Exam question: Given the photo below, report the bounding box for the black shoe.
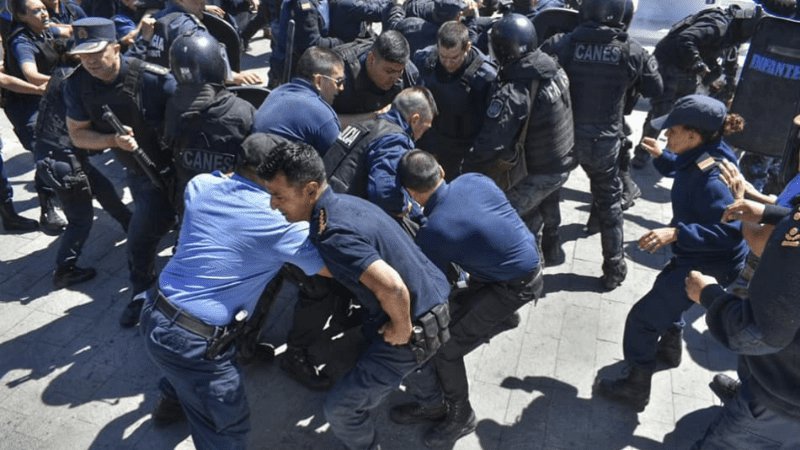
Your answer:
[541,236,566,267]
[53,265,97,289]
[0,201,39,232]
[38,193,67,234]
[594,364,652,412]
[390,401,447,425]
[631,147,651,169]
[600,259,627,291]
[620,170,642,211]
[119,297,145,328]
[280,346,332,391]
[423,400,477,448]
[709,373,740,404]
[656,326,683,368]
[152,395,185,426]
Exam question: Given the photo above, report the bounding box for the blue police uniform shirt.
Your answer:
[64,56,176,126]
[309,188,449,329]
[416,173,539,282]
[652,138,747,266]
[11,28,45,65]
[253,77,341,155]
[367,108,415,215]
[127,2,202,65]
[112,8,137,40]
[160,172,325,326]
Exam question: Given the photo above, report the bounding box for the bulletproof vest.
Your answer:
[324,117,406,197]
[164,84,254,185]
[559,26,632,128]
[147,11,204,67]
[523,66,575,174]
[35,66,76,157]
[3,27,60,100]
[79,57,170,172]
[418,48,495,144]
[655,8,732,70]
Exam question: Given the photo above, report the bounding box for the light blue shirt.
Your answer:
[159,171,324,326]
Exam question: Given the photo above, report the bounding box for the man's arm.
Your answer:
[0,71,46,95]
[67,117,136,152]
[359,259,412,345]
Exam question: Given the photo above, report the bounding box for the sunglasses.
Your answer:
[319,74,345,88]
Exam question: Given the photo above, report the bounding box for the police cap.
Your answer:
[70,17,117,55]
[650,95,726,132]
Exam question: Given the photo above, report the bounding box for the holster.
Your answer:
[36,155,91,196]
[205,310,249,360]
[409,303,451,364]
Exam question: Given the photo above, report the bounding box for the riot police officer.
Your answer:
[541,0,662,289]
[164,31,255,212]
[631,4,763,168]
[64,17,176,327]
[464,14,576,267]
[413,20,495,180]
[331,30,419,124]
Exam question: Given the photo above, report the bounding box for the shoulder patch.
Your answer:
[695,153,718,172]
[337,125,364,148]
[486,98,504,119]
[141,62,170,76]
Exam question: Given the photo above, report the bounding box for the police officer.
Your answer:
[127,0,263,84]
[331,30,419,125]
[631,4,763,168]
[685,199,800,449]
[325,86,436,217]
[329,0,399,43]
[36,66,132,288]
[64,17,176,327]
[4,0,69,232]
[392,150,543,447]
[413,20,495,180]
[142,134,327,449]
[261,141,451,450]
[255,46,343,155]
[595,95,747,411]
[464,14,576,267]
[0,70,45,233]
[541,0,662,289]
[164,31,255,212]
[269,0,342,85]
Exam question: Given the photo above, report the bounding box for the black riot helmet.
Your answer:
[169,31,232,85]
[728,4,765,43]
[580,0,627,26]
[489,13,537,66]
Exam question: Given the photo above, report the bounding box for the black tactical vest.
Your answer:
[3,27,60,102]
[324,118,405,198]
[523,66,576,174]
[558,26,632,128]
[78,58,170,172]
[35,66,75,157]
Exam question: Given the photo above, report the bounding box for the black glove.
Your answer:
[691,60,711,76]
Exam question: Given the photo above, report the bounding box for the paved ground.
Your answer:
[0,13,742,450]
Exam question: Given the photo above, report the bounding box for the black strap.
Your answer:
[154,293,223,340]
[459,53,486,93]
[123,58,145,111]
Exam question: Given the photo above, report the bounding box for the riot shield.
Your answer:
[532,7,579,44]
[727,16,800,157]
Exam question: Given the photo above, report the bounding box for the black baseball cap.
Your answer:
[650,94,727,132]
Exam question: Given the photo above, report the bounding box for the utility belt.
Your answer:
[408,303,451,365]
[154,292,249,360]
[495,266,541,291]
[36,154,91,195]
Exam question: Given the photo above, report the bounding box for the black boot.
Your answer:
[620,170,642,211]
[0,200,38,232]
[390,401,448,424]
[120,293,146,328]
[38,192,67,234]
[656,326,683,368]
[541,232,566,267]
[280,346,332,391]
[594,364,652,412]
[600,258,627,291]
[423,400,477,448]
[53,264,97,289]
[152,394,186,426]
[709,373,740,404]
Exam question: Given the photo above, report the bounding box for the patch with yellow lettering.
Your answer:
[782,226,800,247]
[318,208,327,235]
[696,153,718,172]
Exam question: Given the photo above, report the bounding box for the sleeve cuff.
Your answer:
[761,204,791,225]
[699,284,728,309]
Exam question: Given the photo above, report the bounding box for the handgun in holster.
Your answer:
[205,309,249,360]
[409,303,451,364]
